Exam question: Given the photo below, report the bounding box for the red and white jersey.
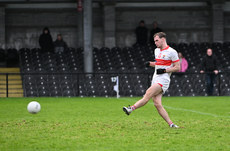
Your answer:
[153,45,179,81]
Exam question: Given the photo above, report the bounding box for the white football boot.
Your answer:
[170,124,179,128]
[123,106,132,115]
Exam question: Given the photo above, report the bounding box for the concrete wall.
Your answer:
[5,8,77,49]
[0,7,5,49]
[224,12,230,41]
[4,7,103,49]
[1,2,230,49]
[116,7,211,47]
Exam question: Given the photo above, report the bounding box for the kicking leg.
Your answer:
[123,83,162,115]
[134,83,162,109]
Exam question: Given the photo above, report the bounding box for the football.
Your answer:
[27,101,41,114]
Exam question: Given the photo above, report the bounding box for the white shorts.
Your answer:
[151,76,170,94]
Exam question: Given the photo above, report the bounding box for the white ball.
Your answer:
[27,101,41,114]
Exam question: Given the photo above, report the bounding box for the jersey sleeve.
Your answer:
[154,48,157,59]
[171,50,179,63]
[154,48,157,56]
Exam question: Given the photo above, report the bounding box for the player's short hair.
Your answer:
[154,32,166,39]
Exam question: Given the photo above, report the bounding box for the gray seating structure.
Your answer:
[19,43,230,97]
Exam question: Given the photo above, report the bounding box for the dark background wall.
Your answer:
[115,7,211,47]
[0,0,230,49]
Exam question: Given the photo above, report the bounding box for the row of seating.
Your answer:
[19,42,230,74]
[4,42,229,97]
[22,73,230,97]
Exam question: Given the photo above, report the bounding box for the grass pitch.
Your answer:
[0,97,229,151]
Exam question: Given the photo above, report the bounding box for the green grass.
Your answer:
[0,97,230,151]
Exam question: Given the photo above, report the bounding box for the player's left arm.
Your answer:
[165,50,180,73]
[165,61,180,73]
[156,50,180,74]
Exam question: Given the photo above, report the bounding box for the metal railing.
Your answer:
[0,72,229,97]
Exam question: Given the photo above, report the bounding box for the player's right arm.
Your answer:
[149,62,156,67]
[145,48,156,68]
[144,61,156,67]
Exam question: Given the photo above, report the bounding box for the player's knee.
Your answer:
[154,102,162,108]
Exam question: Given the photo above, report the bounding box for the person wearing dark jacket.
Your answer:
[200,48,219,96]
[39,27,54,53]
[135,20,148,46]
[54,34,68,53]
[149,22,163,44]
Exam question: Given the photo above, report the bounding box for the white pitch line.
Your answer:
[164,105,230,118]
[119,98,230,118]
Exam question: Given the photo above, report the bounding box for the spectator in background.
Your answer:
[54,34,68,53]
[200,48,218,96]
[135,20,148,46]
[39,27,54,53]
[178,52,188,72]
[149,21,162,44]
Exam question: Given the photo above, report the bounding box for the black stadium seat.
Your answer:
[19,43,230,97]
